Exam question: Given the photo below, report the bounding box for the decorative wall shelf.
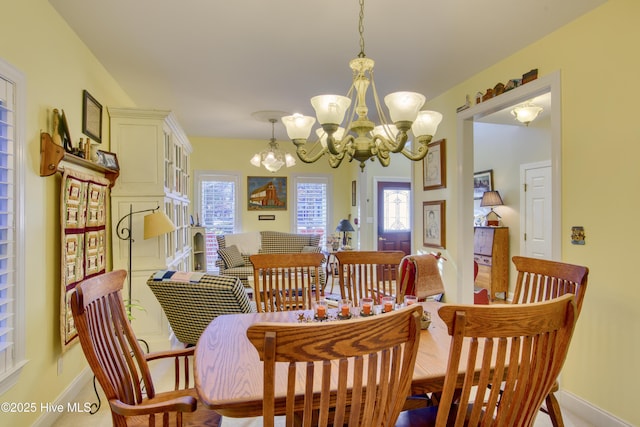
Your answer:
[39,132,119,187]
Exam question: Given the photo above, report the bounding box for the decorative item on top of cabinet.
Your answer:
[191,227,208,271]
[473,226,509,301]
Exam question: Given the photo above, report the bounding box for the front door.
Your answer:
[377,181,411,255]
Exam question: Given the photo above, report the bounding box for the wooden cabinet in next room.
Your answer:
[473,226,509,301]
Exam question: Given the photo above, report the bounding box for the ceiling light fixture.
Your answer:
[250,115,296,173]
[281,0,442,171]
[511,102,543,126]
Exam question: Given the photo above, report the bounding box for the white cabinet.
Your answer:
[109,108,192,346]
[191,227,208,272]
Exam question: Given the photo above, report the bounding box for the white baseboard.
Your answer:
[558,390,633,427]
[32,367,94,427]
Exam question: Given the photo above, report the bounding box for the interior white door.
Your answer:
[521,161,552,258]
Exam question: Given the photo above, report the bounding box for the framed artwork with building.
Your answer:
[247,176,287,211]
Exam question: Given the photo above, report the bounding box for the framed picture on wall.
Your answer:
[247,176,287,211]
[423,200,446,249]
[82,90,103,143]
[95,150,119,170]
[423,138,446,190]
[473,169,493,199]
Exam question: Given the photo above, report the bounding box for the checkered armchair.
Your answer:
[215,231,325,287]
[147,271,254,346]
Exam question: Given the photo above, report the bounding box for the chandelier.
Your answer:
[250,116,296,173]
[281,0,442,171]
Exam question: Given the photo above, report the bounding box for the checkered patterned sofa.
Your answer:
[216,231,325,287]
[147,271,254,346]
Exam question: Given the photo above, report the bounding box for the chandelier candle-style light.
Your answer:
[282,0,442,171]
[250,116,296,173]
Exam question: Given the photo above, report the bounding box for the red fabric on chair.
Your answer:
[397,254,444,302]
[473,287,490,304]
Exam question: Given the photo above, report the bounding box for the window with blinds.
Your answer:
[0,58,25,393]
[294,175,331,246]
[195,172,240,271]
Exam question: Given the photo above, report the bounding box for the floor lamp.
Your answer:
[116,204,176,318]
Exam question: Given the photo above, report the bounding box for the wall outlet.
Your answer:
[571,226,585,245]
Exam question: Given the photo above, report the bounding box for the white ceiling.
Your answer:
[49,0,605,141]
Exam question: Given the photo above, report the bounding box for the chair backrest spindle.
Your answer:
[247,304,423,427]
[250,253,325,312]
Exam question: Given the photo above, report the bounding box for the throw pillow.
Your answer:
[218,245,245,268]
[301,245,321,253]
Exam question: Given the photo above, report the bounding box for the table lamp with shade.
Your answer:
[335,219,355,250]
[116,205,176,318]
[480,191,504,226]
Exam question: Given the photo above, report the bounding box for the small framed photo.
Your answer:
[258,215,276,221]
[423,138,446,190]
[95,150,119,171]
[82,90,102,143]
[473,169,493,199]
[423,200,446,249]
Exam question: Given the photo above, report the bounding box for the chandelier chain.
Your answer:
[358,0,365,58]
[270,118,276,142]
[280,0,442,171]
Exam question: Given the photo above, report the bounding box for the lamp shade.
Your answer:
[411,110,443,138]
[480,191,504,207]
[143,210,176,239]
[384,91,425,123]
[311,95,351,125]
[281,113,316,140]
[335,219,355,233]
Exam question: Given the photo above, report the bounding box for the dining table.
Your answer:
[194,301,453,418]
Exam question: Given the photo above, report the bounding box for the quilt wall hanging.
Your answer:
[60,168,109,351]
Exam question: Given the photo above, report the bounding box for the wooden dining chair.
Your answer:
[247,304,423,427]
[70,270,221,427]
[336,250,405,307]
[395,294,577,427]
[510,256,589,427]
[249,252,325,312]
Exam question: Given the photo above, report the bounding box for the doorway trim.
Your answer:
[456,71,562,303]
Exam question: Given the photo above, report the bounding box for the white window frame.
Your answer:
[193,170,242,233]
[0,57,26,395]
[291,174,332,242]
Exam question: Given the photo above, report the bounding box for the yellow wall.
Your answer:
[414,0,638,423]
[189,136,355,235]
[0,1,135,425]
